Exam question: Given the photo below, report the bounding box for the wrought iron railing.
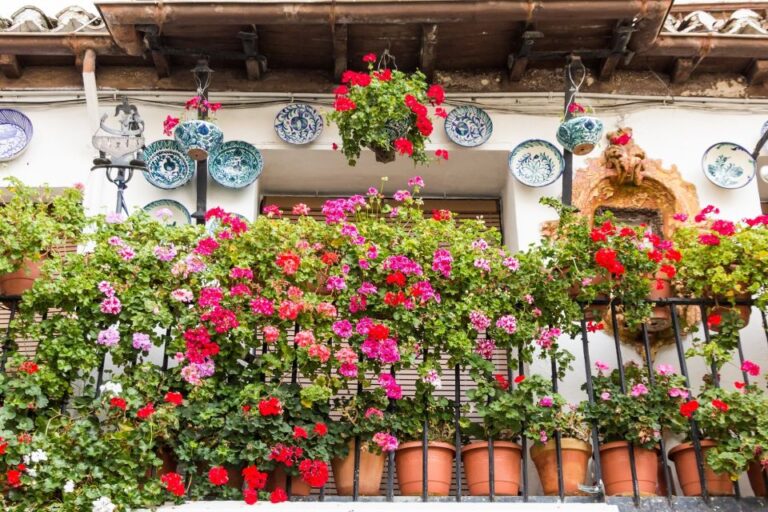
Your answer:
[2,295,768,506]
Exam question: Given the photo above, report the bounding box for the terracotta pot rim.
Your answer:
[668,439,717,458]
[397,441,456,452]
[599,440,658,452]
[460,440,521,454]
[531,438,592,457]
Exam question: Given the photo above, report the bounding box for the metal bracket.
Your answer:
[507,30,543,70]
[578,479,605,497]
[238,31,268,73]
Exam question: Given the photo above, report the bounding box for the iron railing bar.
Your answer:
[422,348,429,503]
[579,315,604,499]
[454,364,462,502]
[641,323,673,499]
[551,355,565,501]
[386,366,396,502]
[670,305,710,503]
[699,305,719,387]
[161,327,171,372]
[286,323,299,501]
[518,353,528,501]
[610,302,640,505]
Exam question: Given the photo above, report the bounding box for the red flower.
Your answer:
[384,291,407,306]
[706,314,722,329]
[514,375,526,384]
[362,53,377,63]
[293,426,308,440]
[494,374,509,390]
[276,251,301,275]
[270,444,302,467]
[137,402,156,420]
[209,466,229,486]
[568,102,585,114]
[209,102,222,113]
[270,488,288,503]
[161,472,185,497]
[695,205,720,223]
[435,107,448,118]
[680,400,699,418]
[416,115,433,136]
[259,397,283,416]
[298,459,329,488]
[185,96,200,110]
[333,96,357,112]
[665,249,682,262]
[711,219,736,237]
[610,133,632,145]
[647,250,663,263]
[619,227,636,238]
[6,469,22,488]
[374,69,392,81]
[741,360,761,376]
[369,324,390,341]
[341,71,371,87]
[586,321,605,333]
[242,466,268,490]
[333,85,348,96]
[164,391,183,406]
[734,381,746,389]
[242,404,251,414]
[427,84,445,105]
[313,423,328,436]
[698,233,720,246]
[386,272,407,287]
[321,252,340,266]
[711,399,729,412]
[332,142,338,151]
[394,138,413,157]
[163,115,180,136]
[109,397,127,411]
[660,264,676,279]
[244,488,258,505]
[18,361,38,374]
[0,438,7,455]
[434,149,449,160]
[432,209,452,221]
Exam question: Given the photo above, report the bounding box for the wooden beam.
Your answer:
[600,21,635,81]
[507,30,541,82]
[333,24,348,82]
[671,57,697,83]
[238,31,262,81]
[748,60,768,86]
[0,54,22,79]
[419,24,438,81]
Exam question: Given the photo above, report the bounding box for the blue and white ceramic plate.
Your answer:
[509,139,564,188]
[0,109,33,162]
[143,199,191,225]
[143,140,195,189]
[444,106,492,147]
[275,104,323,144]
[702,142,755,189]
[209,141,263,189]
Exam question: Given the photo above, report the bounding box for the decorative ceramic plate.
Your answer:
[0,109,33,162]
[143,199,191,225]
[444,106,493,147]
[209,141,263,189]
[143,140,196,189]
[702,142,755,189]
[274,104,323,144]
[508,139,564,188]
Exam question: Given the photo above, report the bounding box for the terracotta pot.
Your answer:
[332,440,385,496]
[461,441,521,496]
[147,445,178,479]
[647,274,672,332]
[267,466,312,496]
[0,259,43,296]
[531,438,591,496]
[709,295,752,331]
[396,441,455,496]
[599,441,658,496]
[657,455,673,496]
[748,461,767,497]
[668,440,734,496]
[225,463,245,491]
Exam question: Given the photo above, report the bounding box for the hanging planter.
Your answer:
[327,51,450,166]
[556,103,604,156]
[164,96,224,161]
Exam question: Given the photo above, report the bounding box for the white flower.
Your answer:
[92,496,116,512]
[63,480,75,493]
[26,468,37,477]
[99,382,122,396]
[23,455,30,465]
[30,449,48,463]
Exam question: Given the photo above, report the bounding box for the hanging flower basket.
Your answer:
[556,102,604,156]
[327,52,449,166]
[164,96,223,161]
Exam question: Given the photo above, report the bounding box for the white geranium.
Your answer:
[29,449,48,463]
[99,382,122,396]
[26,468,37,477]
[92,496,116,512]
[63,480,75,493]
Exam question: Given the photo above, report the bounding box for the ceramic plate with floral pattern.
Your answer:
[208,141,263,189]
[702,142,755,189]
[142,199,191,225]
[0,109,33,162]
[444,105,493,147]
[274,104,323,144]
[143,139,195,189]
[508,139,564,187]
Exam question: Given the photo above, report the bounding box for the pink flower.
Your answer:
[263,326,280,343]
[358,282,378,295]
[372,432,399,452]
[656,364,675,376]
[195,237,220,256]
[262,204,282,218]
[326,275,346,291]
[502,257,519,271]
[408,176,425,188]
[474,338,496,359]
[106,212,125,224]
[496,315,517,335]
[393,189,411,202]
[631,383,649,397]
[295,330,316,348]
[600,392,611,401]
[100,295,122,315]
[292,203,310,216]
[332,320,353,339]
[365,407,384,420]
[378,374,402,399]
[171,289,193,302]
[669,388,689,399]
[153,244,177,262]
[673,213,688,222]
[432,248,453,278]
[97,326,120,347]
[742,360,761,376]
[538,396,554,407]
[118,247,136,261]
[132,332,152,351]
[470,311,491,331]
[595,360,610,373]
[308,343,331,363]
[98,281,115,297]
[474,258,491,272]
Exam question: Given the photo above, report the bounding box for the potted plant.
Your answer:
[526,385,592,496]
[329,391,393,496]
[0,178,84,296]
[669,383,768,497]
[327,52,449,166]
[556,102,604,156]
[392,385,457,496]
[581,361,688,496]
[542,198,680,331]
[165,95,224,161]
[673,207,768,330]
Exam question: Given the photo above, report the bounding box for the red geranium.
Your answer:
[394,138,413,157]
[242,465,268,490]
[298,459,329,488]
[137,402,156,420]
[386,272,407,287]
[270,488,288,503]
[368,324,390,340]
[161,472,185,497]
[494,374,509,390]
[333,85,348,96]
[610,132,632,145]
[434,149,449,160]
[0,438,7,455]
[432,209,451,221]
[163,115,180,136]
[164,391,184,406]
[109,397,127,411]
[362,53,377,63]
[18,361,38,374]
[209,466,229,486]
[313,423,328,436]
[333,96,357,112]
[514,375,526,384]
[706,314,722,329]
[698,233,721,246]
[680,400,699,418]
[426,84,445,105]
[243,488,258,505]
[374,69,392,82]
[293,426,308,440]
[276,251,301,275]
[711,399,729,412]
[6,469,22,488]
[586,321,604,333]
[259,397,283,416]
[568,102,586,114]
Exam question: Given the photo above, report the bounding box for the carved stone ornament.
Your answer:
[568,128,701,357]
